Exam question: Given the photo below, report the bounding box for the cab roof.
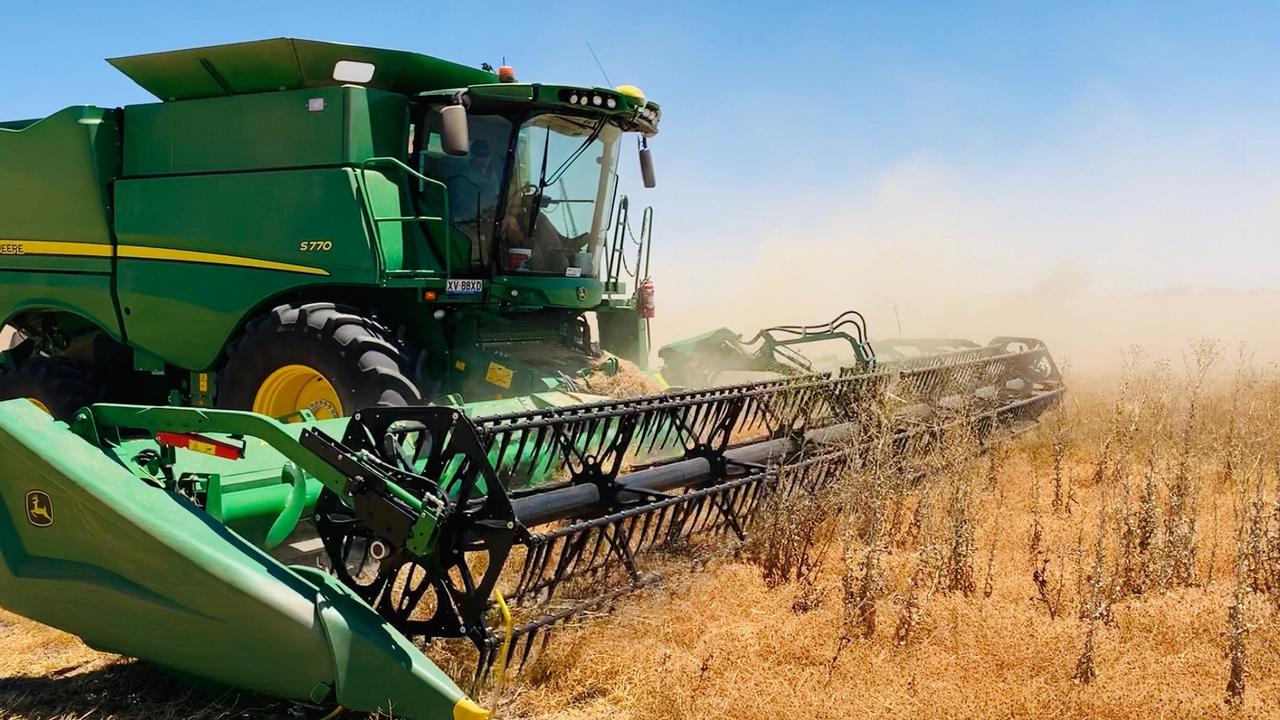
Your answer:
[109,38,497,102]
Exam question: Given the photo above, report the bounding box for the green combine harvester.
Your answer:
[0,39,1065,719]
[0,38,661,420]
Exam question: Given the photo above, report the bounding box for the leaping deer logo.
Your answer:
[25,491,53,527]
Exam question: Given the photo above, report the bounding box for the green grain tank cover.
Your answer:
[109,38,496,102]
[121,86,408,175]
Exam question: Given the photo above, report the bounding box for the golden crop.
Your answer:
[5,344,1280,719]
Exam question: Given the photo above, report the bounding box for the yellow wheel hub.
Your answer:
[253,365,343,420]
[26,397,50,415]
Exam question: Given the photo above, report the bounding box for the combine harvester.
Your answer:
[0,39,1064,719]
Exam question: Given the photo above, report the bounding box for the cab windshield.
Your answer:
[417,109,622,278]
[498,113,621,277]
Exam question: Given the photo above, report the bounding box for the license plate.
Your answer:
[446,279,483,295]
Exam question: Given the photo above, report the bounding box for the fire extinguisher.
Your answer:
[638,278,656,319]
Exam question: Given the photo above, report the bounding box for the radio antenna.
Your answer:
[587,42,613,87]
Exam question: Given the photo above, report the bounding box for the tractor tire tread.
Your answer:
[0,356,95,420]
[218,302,420,415]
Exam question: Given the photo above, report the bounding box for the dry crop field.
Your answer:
[6,344,1280,719]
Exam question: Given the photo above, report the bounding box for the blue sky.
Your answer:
[7,2,1279,170]
[6,2,1280,348]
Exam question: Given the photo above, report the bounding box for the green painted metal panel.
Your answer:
[123,89,345,176]
[0,106,118,247]
[301,566,471,720]
[490,275,603,309]
[109,38,496,102]
[123,87,407,176]
[597,305,648,367]
[0,401,336,697]
[114,168,379,370]
[343,88,410,166]
[0,105,120,290]
[362,169,409,272]
[0,105,120,336]
[0,273,122,340]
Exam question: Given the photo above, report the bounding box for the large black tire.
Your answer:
[217,303,421,418]
[0,355,95,420]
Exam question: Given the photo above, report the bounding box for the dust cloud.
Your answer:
[652,284,1280,375]
[649,126,1280,374]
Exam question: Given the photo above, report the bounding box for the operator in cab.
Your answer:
[498,189,592,274]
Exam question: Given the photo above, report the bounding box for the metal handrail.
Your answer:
[604,195,655,298]
[638,205,653,280]
[606,195,631,287]
[357,156,453,276]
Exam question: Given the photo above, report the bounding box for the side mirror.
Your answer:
[639,146,656,188]
[440,105,470,157]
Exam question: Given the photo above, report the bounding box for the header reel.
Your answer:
[302,407,518,654]
[298,336,1061,675]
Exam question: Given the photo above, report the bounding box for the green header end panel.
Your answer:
[115,86,425,370]
[0,400,470,718]
[0,106,123,337]
[0,401,335,697]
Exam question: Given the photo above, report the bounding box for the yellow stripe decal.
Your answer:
[2,239,329,276]
[0,240,112,258]
[117,245,330,276]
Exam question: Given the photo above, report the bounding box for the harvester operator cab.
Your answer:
[413,85,657,284]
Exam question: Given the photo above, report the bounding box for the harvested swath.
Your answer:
[577,357,663,399]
